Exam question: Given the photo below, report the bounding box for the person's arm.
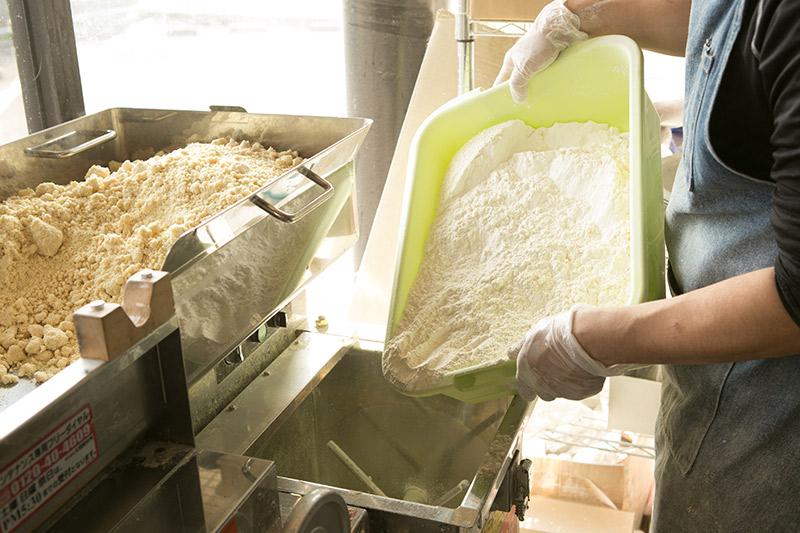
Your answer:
[511,267,800,402]
[565,0,691,56]
[573,1,800,367]
[509,0,800,402]
[575,267,800,366]
[495,0,691,102]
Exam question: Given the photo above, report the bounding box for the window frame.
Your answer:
[7,0,84,133]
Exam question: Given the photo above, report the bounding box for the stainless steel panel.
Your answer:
[0,316,191,532]
[197,335,532,531]
[44,446,280,533]
[195,332,356,455]
[171,159,358,384]
[0,108,371,390]
[195,450,280,533]
[187,310,303,436]
[42,441,198,532]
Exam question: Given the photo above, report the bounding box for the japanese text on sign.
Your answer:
[0,406,98,533]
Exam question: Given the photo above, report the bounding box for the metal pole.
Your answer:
[7,0,85,133]
[455,0,473,95]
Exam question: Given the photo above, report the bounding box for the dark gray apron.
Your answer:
[654,0,800,530]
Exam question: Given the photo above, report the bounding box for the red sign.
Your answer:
[0,405,98,533]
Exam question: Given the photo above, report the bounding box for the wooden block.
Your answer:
[74,270,175,362]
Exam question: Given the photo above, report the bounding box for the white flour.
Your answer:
[383,120,631,393]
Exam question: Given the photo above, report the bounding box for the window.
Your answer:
[0,0,347,144]
[71,0,346,116]
[0,4,27,144]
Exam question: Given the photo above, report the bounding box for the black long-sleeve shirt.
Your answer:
[709,0,800,325]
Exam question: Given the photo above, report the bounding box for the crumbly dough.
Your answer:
[0,139,302,385]
[383,120,632,393]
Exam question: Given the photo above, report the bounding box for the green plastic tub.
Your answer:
[384,35,665,403]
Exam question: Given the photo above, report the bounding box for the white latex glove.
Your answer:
[493,0,588,103]
[508,304,632,401]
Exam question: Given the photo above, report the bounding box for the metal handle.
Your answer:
[24,129,117,159]
[250,166,333,223]
[130,111,178,123]
[209,105,247,113]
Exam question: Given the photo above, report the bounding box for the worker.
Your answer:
[496,0,800,530]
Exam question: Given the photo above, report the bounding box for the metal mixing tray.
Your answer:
[0,107,371,390]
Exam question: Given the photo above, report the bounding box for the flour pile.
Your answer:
[383,120,631,393]
[0,139,302,385]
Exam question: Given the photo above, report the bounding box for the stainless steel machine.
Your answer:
[0,108,533,532]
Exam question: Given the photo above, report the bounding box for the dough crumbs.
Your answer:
[0,139,302,385]
[383,121,632,393]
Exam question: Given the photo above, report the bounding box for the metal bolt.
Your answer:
[315,315,329,333]
[227,404,236,412]
[140,269,153,279]
[262,371,270,377]
[89,300,105,311]
[251,324,268,343]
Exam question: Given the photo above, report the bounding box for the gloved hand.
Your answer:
[508,304,633,401]
[493,0,588,103]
